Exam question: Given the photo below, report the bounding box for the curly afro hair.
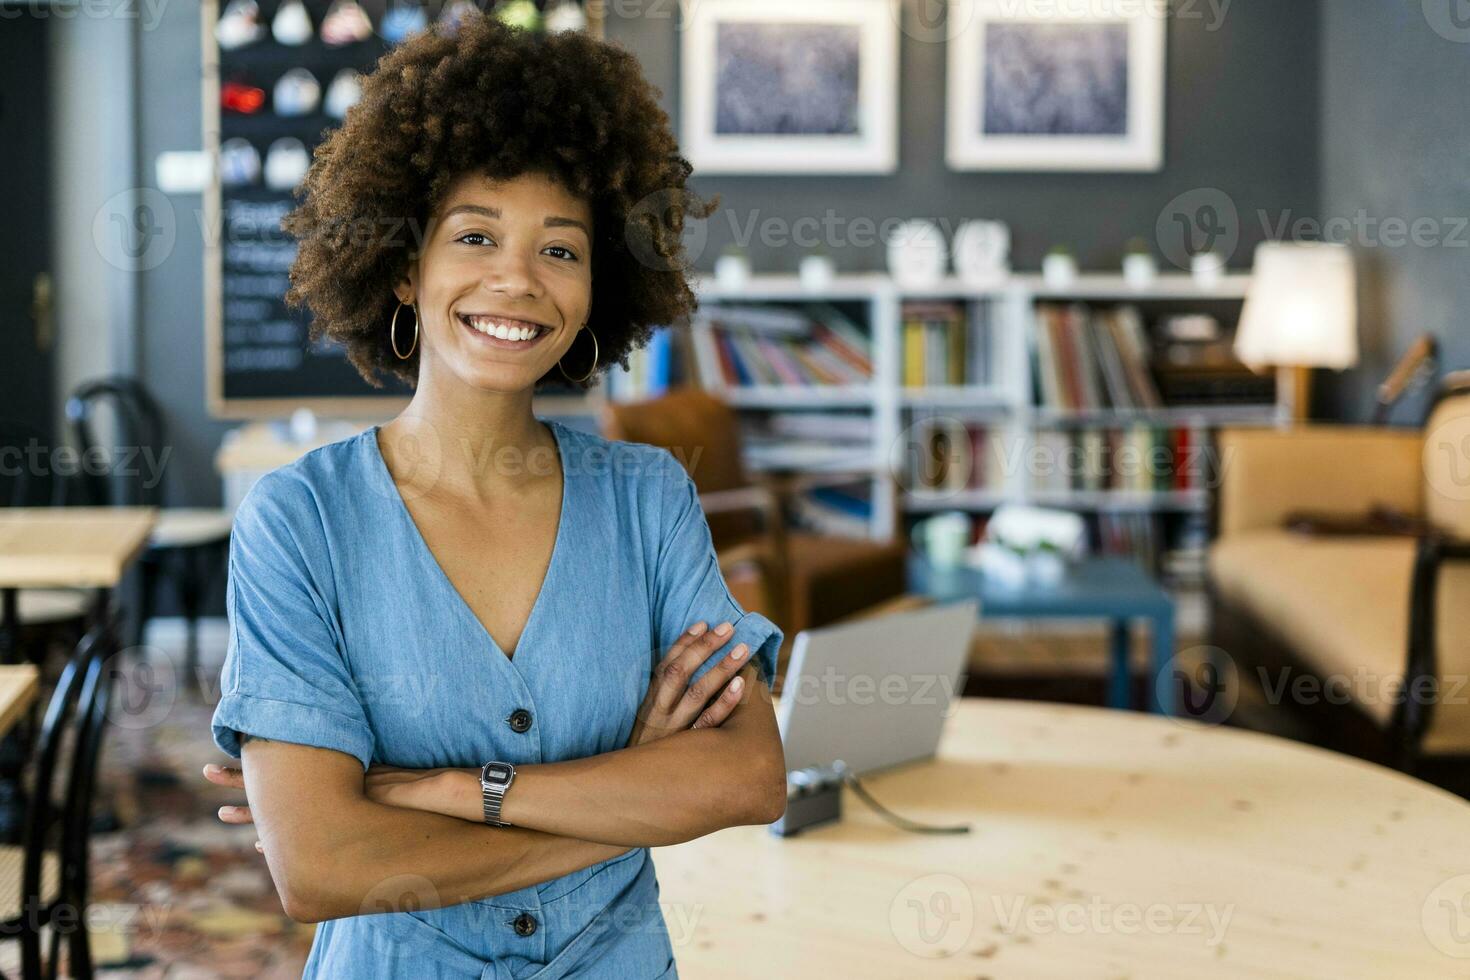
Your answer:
[279,14,718,390]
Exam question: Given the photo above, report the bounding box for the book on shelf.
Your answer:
[605,326,677,401]
[690,303,872,390]
[1030,424,1208,494]
[741,412,874,474]
[901,300,995,388]
[791,482,874,540]
[1033,303,1161,411]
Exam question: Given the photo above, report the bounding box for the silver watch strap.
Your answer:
[481,762,513,827]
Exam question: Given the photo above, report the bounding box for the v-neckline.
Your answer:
[367,417,572,668]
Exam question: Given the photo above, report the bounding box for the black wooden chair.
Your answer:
[65,378,233,683]
[0,622,115,979]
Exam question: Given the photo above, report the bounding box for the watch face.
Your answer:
[483,762,513,785]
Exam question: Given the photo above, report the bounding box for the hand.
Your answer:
[626,620,751,749]
[202,762,265,854]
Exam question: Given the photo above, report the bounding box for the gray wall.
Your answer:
[1318,0,1470,421]
[134,1,1323,508]
[611,1,1320,273]
[50,10,140,443]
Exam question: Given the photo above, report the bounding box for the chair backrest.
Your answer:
[599,387,762,546]
[18,624,112,922]
[65,376,168,508]
[61,631,113,916]
[1422,371,1470,541]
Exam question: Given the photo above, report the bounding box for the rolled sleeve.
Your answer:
[211,472,376,771]
[650,454,784,690]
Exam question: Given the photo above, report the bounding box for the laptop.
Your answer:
[776,599,978,777]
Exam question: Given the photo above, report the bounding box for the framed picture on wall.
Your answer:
[679,0,899,175]
[946,0,1166,172]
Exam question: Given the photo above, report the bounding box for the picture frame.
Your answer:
[946,0,1166,172]
[679,0,899,175]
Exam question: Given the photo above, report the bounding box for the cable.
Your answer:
[833,761,971,836]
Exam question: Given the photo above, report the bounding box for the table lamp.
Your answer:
[1234,241,1359,422]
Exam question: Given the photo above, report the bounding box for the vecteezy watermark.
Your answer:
[366,416,702,502]
[0,0,170,31]
[1156,187,1241,271]
[1156,187,1470,268]
[890,873,974,958]
[106,646,180,731]
[0,439,171,492]
[991,894,1234,947]
[781,667,964,713]
[1423,874,1470,957]
[94,187,177,272]
[1424,411,1470,503]
[888,416,1232,500]
[985,0,1233,32]
[624,187,710,274]
[1156,646,1240,728]
[1422,0,1470,43]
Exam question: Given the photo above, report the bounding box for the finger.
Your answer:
[675,641,749,726]
[217,804,255,825]
[691,674,745,730]
[654,621,735,714]
[203,763,245,790]
[651,621,709,688]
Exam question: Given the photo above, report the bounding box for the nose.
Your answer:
[485,245,542,300]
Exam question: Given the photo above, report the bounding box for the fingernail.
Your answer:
[715,621,733,636]
[731,644,747,660]
[218,806,236,817]
[730,677,744,694]
[204,764,222,776]
[688,622,707,636]
[254,841,264,852]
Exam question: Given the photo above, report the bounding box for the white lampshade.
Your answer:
[1235,241,1359,370]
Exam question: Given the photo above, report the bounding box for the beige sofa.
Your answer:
[1208,377,1470,769]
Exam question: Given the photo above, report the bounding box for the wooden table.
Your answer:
[0,507,157,661]
[0,666,40,740]
[652,699,1470,978]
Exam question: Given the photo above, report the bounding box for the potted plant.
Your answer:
[714,244,751,289]
[1123,237,1157,288]
[799,244,835,291]
[1042,244,1078,288]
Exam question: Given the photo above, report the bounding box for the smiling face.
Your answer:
[397,169,595,394]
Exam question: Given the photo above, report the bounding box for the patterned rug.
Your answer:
[87,652,312,979]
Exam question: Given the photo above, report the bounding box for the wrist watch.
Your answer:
[480,761,516,827]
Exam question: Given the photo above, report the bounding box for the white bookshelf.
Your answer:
[585,271,1289,549]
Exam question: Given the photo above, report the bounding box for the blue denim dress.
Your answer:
[210,418,783,979]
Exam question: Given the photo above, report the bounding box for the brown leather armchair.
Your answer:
[600,388,908,683]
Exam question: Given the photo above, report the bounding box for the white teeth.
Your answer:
[464,316,541,342]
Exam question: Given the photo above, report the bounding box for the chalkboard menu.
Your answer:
[204,0,601,417]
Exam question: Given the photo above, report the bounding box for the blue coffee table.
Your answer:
[907,554,1177,714]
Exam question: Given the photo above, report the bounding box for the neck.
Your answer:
[380,361,557,504]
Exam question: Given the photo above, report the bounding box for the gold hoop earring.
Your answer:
[390,301,418,360]
[558,325,598,383]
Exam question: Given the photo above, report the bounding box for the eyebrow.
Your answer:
[442,203,590,237]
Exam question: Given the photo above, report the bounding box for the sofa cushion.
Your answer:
[1209,529,1470,753]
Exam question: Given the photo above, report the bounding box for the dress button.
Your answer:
[508,708,533,733]
[513,912,537,937]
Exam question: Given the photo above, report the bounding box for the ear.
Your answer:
[393,259,418,305]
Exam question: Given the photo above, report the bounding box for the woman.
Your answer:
[203,15,785,979]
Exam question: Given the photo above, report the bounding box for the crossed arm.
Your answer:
[208,621,786,923]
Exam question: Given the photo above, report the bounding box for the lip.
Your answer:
[457,312,554,351]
